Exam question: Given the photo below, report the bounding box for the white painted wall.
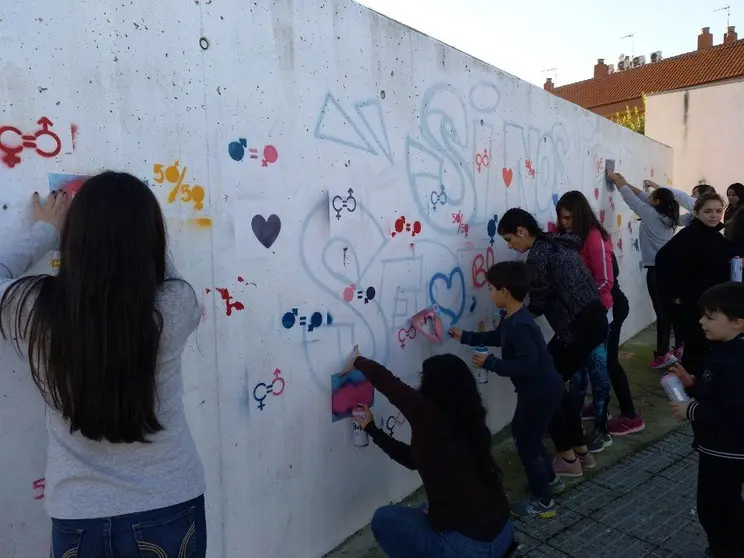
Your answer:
[0,1,670,557]
[646,79,744,195]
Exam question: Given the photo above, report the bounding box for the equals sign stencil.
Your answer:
[249,148,258,159]
[299,315,307,326]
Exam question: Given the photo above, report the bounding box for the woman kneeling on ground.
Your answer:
[340,347,515,558]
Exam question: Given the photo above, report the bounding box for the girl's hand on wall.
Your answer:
[448,327,462,340]
[340,345,362,376]
[33,191,69,232]
[351,404,373,429]
[643,180,659,190]
[607,172,627,187]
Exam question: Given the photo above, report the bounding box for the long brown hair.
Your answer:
[0,172,169,443]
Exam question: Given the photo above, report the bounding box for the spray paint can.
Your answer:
[731,256,743,282]
[473,346,490,384]
[351,405,369,447]
[660,374,690,403]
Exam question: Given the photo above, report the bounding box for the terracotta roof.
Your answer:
[552,38,744,109]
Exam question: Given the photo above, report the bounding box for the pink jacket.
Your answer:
[580,228,615,310]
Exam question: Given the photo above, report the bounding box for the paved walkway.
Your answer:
[514,425,706,557]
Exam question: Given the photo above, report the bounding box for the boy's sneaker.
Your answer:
[510,498,557,519]
[581,403,611,422]
[587,430,613,453]
[672,345,684,361]
[552,455,583,478]
[523,475,566,496]
[576,450,596,469]
[649,352,677,370]
[607,414,645,436]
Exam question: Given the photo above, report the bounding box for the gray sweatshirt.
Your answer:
[0,221,205,519]
[618,185,676,267]
[668,187,696,227]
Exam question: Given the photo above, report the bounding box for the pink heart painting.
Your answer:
[599,210,606,224]
[594,188,599,200]
[331,370,375,423]
[411,304,444,344]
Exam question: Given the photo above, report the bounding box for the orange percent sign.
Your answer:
[152,160,205,211]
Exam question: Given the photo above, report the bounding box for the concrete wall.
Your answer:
[646,79,744,194]
[0,1,670,556]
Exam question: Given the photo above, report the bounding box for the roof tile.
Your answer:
[552,39,744,108]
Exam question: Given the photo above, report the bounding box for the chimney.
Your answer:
[698,27,713,50]
[594,58,609,79]
[724,26,738,44]
[544,77,554,92]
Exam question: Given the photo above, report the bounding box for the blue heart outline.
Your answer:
[428,267,466,326]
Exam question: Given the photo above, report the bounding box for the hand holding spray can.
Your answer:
[473,346,490,384]
[351,405,370,447]
[660,374,690,402]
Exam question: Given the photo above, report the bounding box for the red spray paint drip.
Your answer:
[216,287,245,316]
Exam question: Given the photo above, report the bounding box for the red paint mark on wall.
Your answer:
[525,159,536,178]
[502,168,513,187]
[216,287,244,316]
[33,478,45,500]
[391,216,422,238]
[0,117,62,168]
[70,124,79,150]
[471,247,495,288]
[262,145,278,167]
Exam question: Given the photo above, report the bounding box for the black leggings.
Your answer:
[548,304,609,452]
[676,302,711,377]
[646,266,683,355]
[607,289,636,418]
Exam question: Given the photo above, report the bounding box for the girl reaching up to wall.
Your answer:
[497,208,609,472]
[555,191,645,437]
[341,348,515,558]
[0,174,206,558]
[607,171,680,370]
[643,180,715,228]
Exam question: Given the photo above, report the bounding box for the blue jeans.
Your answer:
[51,495,206,558]
[371,504,515,558]
[512,390,562,502]
[578,343,610,432]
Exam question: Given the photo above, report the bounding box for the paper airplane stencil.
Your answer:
[410,304,444,344]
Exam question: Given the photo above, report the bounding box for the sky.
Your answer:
[356,0,739,88]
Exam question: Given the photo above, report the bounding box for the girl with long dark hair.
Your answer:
[497,208,609,474]
[0,173,205,557]
[723,182,744,238]
[608,171,680,369]
[342,348,514,557]
[555,191,645,436]
[655,192,730,377]
[554,191,614,445]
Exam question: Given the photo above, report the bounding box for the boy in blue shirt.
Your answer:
[450,261,565,518]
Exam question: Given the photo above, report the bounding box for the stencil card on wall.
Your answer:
[48,173,91,197]
[235,200,283,257]
[410,304,443,344]
[328,187,362,240]
[331,369,374,423]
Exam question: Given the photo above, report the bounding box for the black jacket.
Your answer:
[526,233,603,345]
[686,335,744,460]
[654,219,729,305]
